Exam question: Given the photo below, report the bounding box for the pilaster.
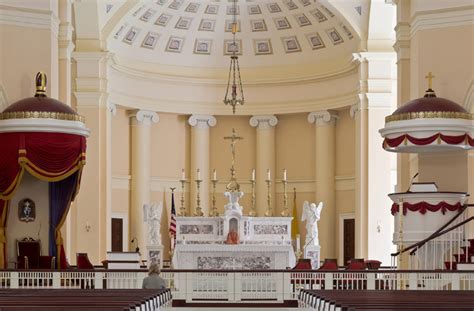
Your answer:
[250,115,278,216]
[188,115,216,216]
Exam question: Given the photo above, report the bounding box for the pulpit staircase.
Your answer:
[392,204,474,271]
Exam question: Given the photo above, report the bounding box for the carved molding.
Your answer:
[0,4,60,37]
[0,84,8,111]
[128,109,159,126]
[350,103,360,118]
[463,80,474,113]
[249,115,278,130]
[107,100,117,116]
[307,111,338,126]
[188,114,217,129]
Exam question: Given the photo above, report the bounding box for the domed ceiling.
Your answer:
[108,0,360,69]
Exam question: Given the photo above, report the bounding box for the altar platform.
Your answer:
[173,215,296,270]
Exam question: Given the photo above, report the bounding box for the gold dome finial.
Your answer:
[35,72,47,97]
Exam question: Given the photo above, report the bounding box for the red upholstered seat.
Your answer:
[319,258,338,270]
[76,253,94,269]
[346,258,367,270]
[365,260,382,270]
[17,238,55,269]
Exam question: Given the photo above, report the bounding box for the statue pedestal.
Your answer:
[304,245,321,269]
[146,245,164,268]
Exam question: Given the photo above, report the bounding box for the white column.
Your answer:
[188,115,216,216]
[249,115,278,216]
[308,111,337,260]
[352,52,396,265]
[129,110,159,256]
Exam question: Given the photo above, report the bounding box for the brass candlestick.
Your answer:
[264,179,272,217]
[281,179,289,216]
[210,179,218,216]
[194,179,203,216]
[249,179,256,216]
[179,179,187,216]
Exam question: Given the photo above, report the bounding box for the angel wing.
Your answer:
[316,202,324,219]
[301,201,310,222]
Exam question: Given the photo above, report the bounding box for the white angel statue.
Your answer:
[301,201,324,246]
[143,202,163,245]
[224,191,244,216]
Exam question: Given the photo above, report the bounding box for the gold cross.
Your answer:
[224,128,243,156]
[425,72,435,89]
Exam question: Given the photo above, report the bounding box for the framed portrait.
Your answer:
[194,39,212,55]
[281,36,301,53]
[166,36,185,53]
[18,198,35,223]
[253,39,273,55]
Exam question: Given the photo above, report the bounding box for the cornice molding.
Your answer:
[107,100,117,116]
[0,4,59,36]
[0,84,8,111]
[249,115,278,130]
[188,114,217,129]
[308,111,338,127]
[109,54,359,87]
[410,5,474,39]
[463,80,474,113]
[108,90,359,116]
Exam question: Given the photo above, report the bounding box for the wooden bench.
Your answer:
[299,290,474,310]
[0,288,171,310]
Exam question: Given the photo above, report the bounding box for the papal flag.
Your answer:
[291,187,299,240]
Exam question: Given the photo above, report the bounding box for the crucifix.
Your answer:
[425,72,435,89]
[224,128,243,191]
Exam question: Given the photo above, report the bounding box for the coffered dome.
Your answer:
[108,0,360,69]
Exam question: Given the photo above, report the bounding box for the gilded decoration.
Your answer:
[0,111,85,123]
[385,111,473,123]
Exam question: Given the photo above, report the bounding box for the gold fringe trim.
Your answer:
[386,111,473,123]
[0,111,85,123]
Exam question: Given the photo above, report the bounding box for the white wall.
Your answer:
[7,172,50,266]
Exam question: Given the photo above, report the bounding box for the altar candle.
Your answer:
[213,169,217,180]
[197,168,201,180]
[296,234,301,253]
[267,169,271,180]
[283,169,287,181]
[181,168,185,180]
[251,169,255,181]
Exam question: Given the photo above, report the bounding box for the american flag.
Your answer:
[169,189,177,239]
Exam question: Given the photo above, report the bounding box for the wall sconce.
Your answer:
[85,220,91,232]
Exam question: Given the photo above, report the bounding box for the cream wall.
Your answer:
[7,173,50,266]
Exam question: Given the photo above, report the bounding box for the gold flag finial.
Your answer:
[35,72,47,96]
[425,72,435,89]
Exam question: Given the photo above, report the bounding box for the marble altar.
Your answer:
[173,215,295,269]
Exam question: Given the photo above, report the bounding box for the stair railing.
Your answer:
[391,204,474,269]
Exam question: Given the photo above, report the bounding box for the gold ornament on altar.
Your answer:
[224,128,243,192]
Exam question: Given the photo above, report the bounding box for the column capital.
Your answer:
[308,111,338,126]
[128,110,159,126]
[249,115,278,130]
[107,101,117,116]
[188,114,217,129]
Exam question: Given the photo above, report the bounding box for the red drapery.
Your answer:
[0,132,86,268]
[384,133,474,149]
[391,201,463,216]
